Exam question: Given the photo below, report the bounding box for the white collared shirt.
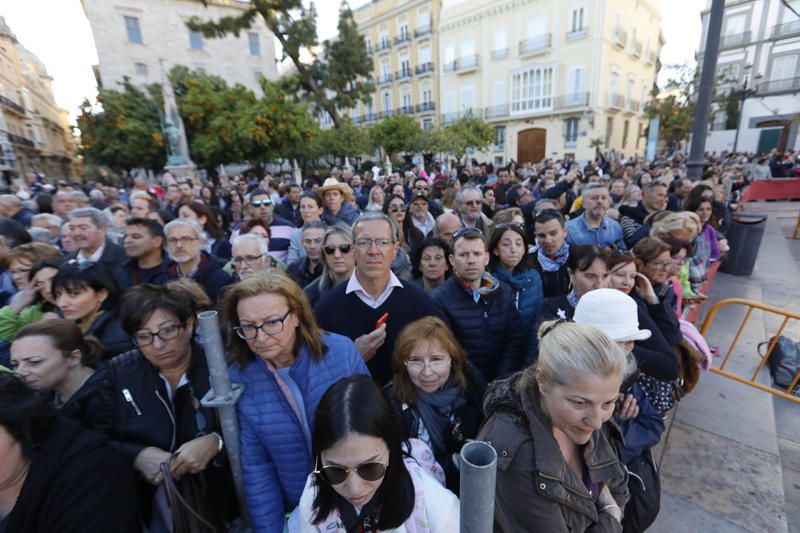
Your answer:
[77,242,105,263]
[345,269,403,309]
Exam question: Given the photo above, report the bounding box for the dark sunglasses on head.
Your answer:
[314,459,388,485]
[452,226,483,240]
[251,199,272,207]
[66,259,94,271]
[323,244,352,255]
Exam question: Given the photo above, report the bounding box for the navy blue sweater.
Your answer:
[314,279,439,385]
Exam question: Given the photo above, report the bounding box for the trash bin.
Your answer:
[719,212,768,276]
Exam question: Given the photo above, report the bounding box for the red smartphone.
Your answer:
[374,312,389,330]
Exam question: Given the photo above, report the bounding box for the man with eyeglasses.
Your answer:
[314,212,438,385]
[455,186,494,243]
[287,221,325,288]
[117,217,176,292]
[431,227,523,381]
[165,218,232,303]
[230,234,272,280]
[245,188,295,263]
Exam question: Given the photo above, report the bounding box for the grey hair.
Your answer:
[231,233,268,255]
[352,211,399,242]
[581,183,609,197]
[68,207,109,228]
[89,189,105,201]
[455,186,481,204]
[301,220,327,235]
[527,321,635,388]
[70,191,89,203]
[31,213,62,229]
[29,227,56,244]
[164,217,206,240]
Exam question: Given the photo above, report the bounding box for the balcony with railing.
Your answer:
[416,101,436,114]
[394,33,411,46]
[607,93,625,110]
[491,48,509,60]
[415,23,432,39]
[625,99,640,113]
[397,105,415,116]
[519,34,552,57]
[772,20,800,39]
[719,31,751,50]
[379,109,395,119]
[493,143,505,152]
[645,51,655,65]
[757,77,800,95]
[376,39,392,53]
[631,40,643,58]
[554,93,590,110]
[0,95,25,116]
[8,133,36,149]
[395,68,413,81]
[566,27,589,41]
[415,62,434,75]
[440,111,460,124]
[483,104,510,120]
[378,73,394,86]
[613,29,627,48]
[443,54,480,74]
[362,112,378,123]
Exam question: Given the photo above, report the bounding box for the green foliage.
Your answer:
[316,117,371,161]
[188,1,373,129]
[369,114,421,159]
[722,91,740,130]
[77,80,165,172]
[442,112,495,162]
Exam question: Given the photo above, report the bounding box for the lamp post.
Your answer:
[731,72,761,154]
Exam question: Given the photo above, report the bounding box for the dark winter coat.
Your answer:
[167,251,234,304]
[493,265,545,365]
[58,362,112,434]
[86,310,133,358]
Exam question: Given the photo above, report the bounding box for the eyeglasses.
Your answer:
[314,458,388,485]
[134,323,185,347]
[323,244,352,255]
[232,254,264,265]
[452,226,483,241]
[495,222,524,233]
[234,309,291,340]
[388,204,406,212]
[250,200,272,207]
[354,238,394,249]
[649,261,672,270]
[167,236,200,246]
[405,356,451,374]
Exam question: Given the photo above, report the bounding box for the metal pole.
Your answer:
[197,310,251,530]
[732,92,746,153]
[459,440,497,533]
[687,0,725,180]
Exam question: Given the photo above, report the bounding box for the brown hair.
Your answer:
[391,316,469,407]
[2,242,61,268]
[240,218,272,239]
[181,201,224,240]
[633,237,672,264]
[222,271,326,367]
[607,250,637,270]
[14,319,103,364]
[492,207,523,226]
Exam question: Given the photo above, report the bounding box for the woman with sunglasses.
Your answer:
[489,223,544,365]
[103,279,239,531]
[52,261,132,358]
[304,224,356,307]
[382,193,424,255]
[222,271,369,532]
[385,317,485,493]
[298,374,459,532]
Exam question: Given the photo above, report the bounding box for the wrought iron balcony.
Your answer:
[519,34,552,57]
[8,133,35,148]
[378,73,394,85]
[757,77,800,95]
[719,31,751,50]
[415,62,434,75]
[491,48,509,60]
[607,93,625,110]
[416,101,436,113]
[396,105,415,116]
[395,69,413,81]
[483,104,510,120]
[631,40,643,58]
[0,96,24,115]
[772,21,800,39]
[554,93,590,110]
[443,55,479,73]
[394,33,411,46]
[414,24,432,39]
[376,40,392,52]
[565,27,588,41]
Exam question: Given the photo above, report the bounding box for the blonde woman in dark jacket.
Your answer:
[478,320,632,532]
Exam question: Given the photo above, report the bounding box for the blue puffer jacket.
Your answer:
[229,332,369,533]
[492,266,544,365]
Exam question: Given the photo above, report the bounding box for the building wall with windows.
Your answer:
[81,0,278,93]
[0,17,75,180]
[352,0,442,130]
[437,0,662,164]
[700,0,800,154]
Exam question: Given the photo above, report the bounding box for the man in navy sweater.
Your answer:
[314,212,438,385]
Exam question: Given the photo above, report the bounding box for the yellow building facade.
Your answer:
[438,0,662,164]
[352,0,442,130]
[0,17,76,180]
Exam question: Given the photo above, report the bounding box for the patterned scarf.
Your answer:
[456,271,499,303]
[536,242,570,272]
[568,289,579,309]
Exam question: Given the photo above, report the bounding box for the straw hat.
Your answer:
[318,177,354,202]
[573,288,651,342]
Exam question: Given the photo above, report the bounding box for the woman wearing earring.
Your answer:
[10,319,109,432]
[478,321,632,532]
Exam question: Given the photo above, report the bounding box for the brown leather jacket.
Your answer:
[477,372,629,532]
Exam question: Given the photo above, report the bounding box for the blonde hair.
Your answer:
[492,207,523,225]
[525,321,634,388]
[649,211,701,240]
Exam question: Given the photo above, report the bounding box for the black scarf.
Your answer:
[414,376,467,457]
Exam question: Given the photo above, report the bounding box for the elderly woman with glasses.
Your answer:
[222,271,369,533]
[102,279,239,531]
[384,317,485,493]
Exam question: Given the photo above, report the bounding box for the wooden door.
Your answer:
[517,128,546,164]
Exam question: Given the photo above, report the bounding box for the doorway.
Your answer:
[517,128,546,164]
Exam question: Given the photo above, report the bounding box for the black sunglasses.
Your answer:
[452,226,483,240]
[314,458,388,485]
[323,244,352,255]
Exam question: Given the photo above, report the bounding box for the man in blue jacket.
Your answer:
[431,227,523,381]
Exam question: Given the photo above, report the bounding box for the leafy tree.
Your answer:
[442,111,495,163]
[188,1,374,129]
[77,80,165,172]
[369,114,421,160]
[316,117,370,163]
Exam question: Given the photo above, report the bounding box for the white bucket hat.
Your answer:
[573,288,652,342]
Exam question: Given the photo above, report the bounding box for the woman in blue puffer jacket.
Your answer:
[488,223,544,365]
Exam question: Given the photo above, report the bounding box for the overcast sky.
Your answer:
[0,0,701,125]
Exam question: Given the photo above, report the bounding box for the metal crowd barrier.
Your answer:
[699,298,800,404]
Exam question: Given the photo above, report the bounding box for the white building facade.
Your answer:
[437,0,663,165]
[81,0,278,93]
[701,0,800,154]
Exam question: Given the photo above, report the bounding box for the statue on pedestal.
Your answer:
[158,60,195,175]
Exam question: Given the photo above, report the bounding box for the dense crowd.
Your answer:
[0,149,762,532]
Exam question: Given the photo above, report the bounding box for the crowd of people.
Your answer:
[0,149,749,532]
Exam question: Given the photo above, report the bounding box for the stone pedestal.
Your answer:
[164,164,197,180]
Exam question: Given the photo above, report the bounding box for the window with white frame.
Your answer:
[402,92,412,110]
[460,40,475,59]
[443,90,456,114]
[189,29,204,50]
[718,63,741,85]
[421,87,432,104]
[570,7,585,32]
[398,19,409,40]
[771,55,798,82]
[135,62,148,76]
[511,65,554,112]
[423,118,433,130]
[400,56,411,76]
[640,83,648,111]
[379,30,389,48]
[381,61,390,80]
[460,85,475,112]
[526,16,547,38]
[382,91,392,111]
[248,33,261,56]
[493,80,506,106]
[723,13,746,36]
[494,30,508,54]
[609,70,619,105]
[445,45,455,66]
[565,118,579,146]
[419,46,432,65]
[626,77,635,108]
[124,16,143,44]
[495,126,506,149]
[365,37,372,54]
[567,67,585,102]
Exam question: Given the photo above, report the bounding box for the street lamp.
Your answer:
[731,70,762,154]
